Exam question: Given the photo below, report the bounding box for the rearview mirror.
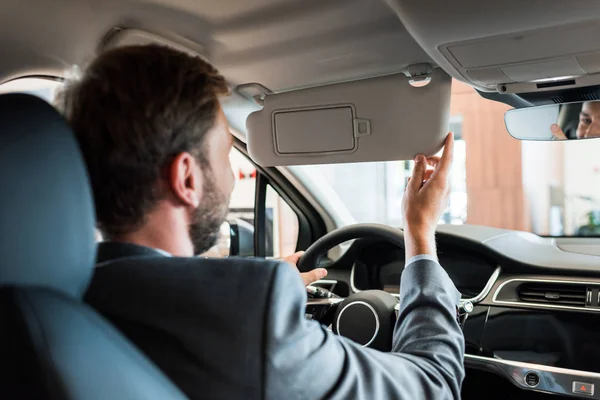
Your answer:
[505,101,600,141]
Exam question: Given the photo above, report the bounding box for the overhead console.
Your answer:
[245,68,451,166]
[387,0,600,93]
[439,21,600,93]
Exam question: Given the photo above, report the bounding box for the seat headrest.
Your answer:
[0,93,96,298]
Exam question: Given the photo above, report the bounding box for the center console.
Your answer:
[463,306,600,398]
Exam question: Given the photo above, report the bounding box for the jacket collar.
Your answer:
[96,241,169,265]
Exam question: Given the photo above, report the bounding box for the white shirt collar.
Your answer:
[153,248,172,257]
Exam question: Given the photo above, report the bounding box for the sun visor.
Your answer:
[246,68,451,166]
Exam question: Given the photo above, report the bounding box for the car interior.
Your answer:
[4,0,600,399]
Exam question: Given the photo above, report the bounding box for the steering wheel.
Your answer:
[298,224,405,352]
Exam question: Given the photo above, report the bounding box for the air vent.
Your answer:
[553,92,600,102]
[517,282,587,307]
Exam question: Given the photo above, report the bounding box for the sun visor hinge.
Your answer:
[235,83,274,106]
[406,63,434,86]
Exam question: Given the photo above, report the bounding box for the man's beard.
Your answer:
[188,171,230,255]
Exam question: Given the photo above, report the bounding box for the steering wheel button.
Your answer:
[336,302,379,347]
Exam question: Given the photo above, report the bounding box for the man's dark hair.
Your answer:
[59,44,229,238]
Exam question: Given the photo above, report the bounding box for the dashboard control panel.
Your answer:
[466,355,600,398]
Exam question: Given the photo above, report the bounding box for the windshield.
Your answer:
[291,79,600,237]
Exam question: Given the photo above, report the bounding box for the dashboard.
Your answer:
[321,225,600,399]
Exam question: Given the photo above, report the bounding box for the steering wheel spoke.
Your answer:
[306,297,344,326]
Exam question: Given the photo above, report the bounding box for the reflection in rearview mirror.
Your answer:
[505,101,600,141]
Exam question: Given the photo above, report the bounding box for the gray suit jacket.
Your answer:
[86,242,464,400]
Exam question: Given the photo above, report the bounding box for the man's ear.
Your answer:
[168,152,202,207]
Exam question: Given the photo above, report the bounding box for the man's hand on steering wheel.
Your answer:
[282,251,328,286]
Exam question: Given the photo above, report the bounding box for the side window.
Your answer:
[266,185,299,258]
[213,148,299,258]
[227,148,257,231]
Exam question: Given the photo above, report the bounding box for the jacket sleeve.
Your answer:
[263,259,465,400]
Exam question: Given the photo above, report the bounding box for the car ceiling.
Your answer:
[4,0,600,134]
[0,0,430,91]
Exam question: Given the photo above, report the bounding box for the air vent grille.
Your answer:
[550,92,598,104]
[517,282,587,307]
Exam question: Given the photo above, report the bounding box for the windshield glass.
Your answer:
[291,79,600,237]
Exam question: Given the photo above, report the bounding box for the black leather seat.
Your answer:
[0,93,188,399]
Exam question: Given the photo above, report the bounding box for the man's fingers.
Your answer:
[300,268,328,286]
[423,169,434,183]
[551,124,568,140]
[407,169,433,190]
[425,155,441,168]
[432,133,454,181]
[282,251,304,266]
[407,154,426,193]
